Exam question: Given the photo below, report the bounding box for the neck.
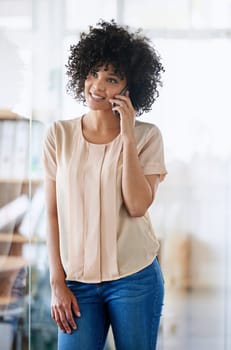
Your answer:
[84,110,120,132]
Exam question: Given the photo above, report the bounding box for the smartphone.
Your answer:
[112,86,128,116]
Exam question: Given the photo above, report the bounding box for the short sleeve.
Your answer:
[139,126,167,181]
[42,123,57,180]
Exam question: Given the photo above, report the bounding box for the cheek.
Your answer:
[84,80,91,95]
[84,79,89,89]
[110,86,124,97]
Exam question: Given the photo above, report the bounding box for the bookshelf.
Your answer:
[0,111,46,347]
[0,111,44,223]
[0,256,29,272]
[0,233,45,244]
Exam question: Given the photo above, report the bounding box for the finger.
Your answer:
[52,307,67,333]
[72,297,81,318]
[112,105,123,116]
[58,309,72,334]
[111,97,129,108]
[111,99,129,111]
[51,305,58,323]
[110,96,128,106]
[111,97,134,116]
[119,90,135,110]
[65,309,77,330]
[117,92,134,111]
[115,90,129,98]
[114,91,131,104]
[59,319,71,334]
[113,106,133,120]
[55,306,72,334]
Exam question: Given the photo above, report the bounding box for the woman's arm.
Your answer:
[122,138,160,217]
[44,177,81,333]
[111,91,160,217]
[45,177,65,284]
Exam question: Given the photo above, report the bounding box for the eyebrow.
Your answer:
[91,65,124,80]
[107,71,125,81]
[107,72,120,77]
[103,66,120,76]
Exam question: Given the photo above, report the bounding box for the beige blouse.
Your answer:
[43,116,167,283]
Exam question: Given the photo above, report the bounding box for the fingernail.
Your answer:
[77,312,81,317]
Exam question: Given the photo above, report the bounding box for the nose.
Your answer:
[93,78,105,91]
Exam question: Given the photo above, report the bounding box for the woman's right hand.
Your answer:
[50,281,81,333]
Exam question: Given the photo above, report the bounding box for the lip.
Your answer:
[90,92,105,102]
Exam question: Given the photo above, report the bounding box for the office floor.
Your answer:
[106,288,230,350]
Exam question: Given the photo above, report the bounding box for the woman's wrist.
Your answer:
[122,133,136,146]
[50,274,66,287]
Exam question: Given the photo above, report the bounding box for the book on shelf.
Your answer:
[31,120,45,179]
[0,120,16,178]
[0,117,45,180]
[12,120,29,179]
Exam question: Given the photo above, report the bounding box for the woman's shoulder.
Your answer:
[54,116,81,130]
[47,116,82,137]
[44,117,82,145]
[134,120,161,140]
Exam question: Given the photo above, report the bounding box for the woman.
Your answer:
[43,20,167,350]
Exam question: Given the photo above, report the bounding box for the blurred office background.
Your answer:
[0,0,230,349]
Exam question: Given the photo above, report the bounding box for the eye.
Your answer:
[107,77,118,84]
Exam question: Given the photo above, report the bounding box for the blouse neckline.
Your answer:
[79,115,121,146]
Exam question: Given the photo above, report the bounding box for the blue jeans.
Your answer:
[58,258,164,350]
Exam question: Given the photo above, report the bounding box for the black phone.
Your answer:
[112,86,128,115]
[119,86,129,96]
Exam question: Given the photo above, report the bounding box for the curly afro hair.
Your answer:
[66,19,164,116]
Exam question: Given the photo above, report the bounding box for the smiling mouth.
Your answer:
[90,92,105,101]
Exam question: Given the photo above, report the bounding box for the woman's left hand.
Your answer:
[110,91,136,141]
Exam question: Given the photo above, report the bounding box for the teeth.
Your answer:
[91,93,104,100]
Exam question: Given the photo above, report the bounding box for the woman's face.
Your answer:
[84,64,127,112]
